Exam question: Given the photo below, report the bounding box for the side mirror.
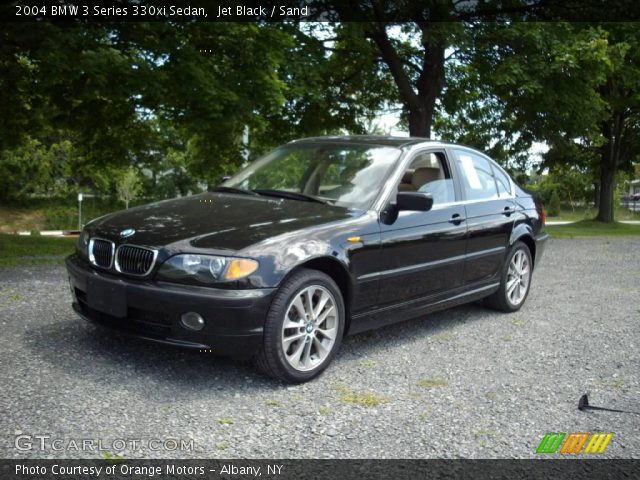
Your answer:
[396,191,433,212]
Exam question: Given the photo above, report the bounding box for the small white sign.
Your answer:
[459,155,482,190]
[78,193,83,202]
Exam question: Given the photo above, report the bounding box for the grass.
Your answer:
[217,417,234,425]
[358,359,377,369]
[473,429,500,439]
[548,206,640,223]
[594,377,625,391]
[0,197,148,233]
[484,392,497,401]
[417,378,449,389]
[318,405,331,416]
[334,385,389,407]
[545,220,640,238]
[0,233,76,267]
[265,399,281,408]
[432,332,453,341]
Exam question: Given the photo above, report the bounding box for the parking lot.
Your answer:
[1,237,638,459]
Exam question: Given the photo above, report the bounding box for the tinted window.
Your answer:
[493,164,512,198]
[223,143,401,209]
[398,151,455,205]
[453,150,498,201]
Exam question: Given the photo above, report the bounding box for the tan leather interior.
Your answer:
[398,169,415,191]
[411,167,442,190]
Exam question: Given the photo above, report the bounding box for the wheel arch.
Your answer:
[510,226,536,268]
[285,256,354,336]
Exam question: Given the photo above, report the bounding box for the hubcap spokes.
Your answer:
[282,285,337,372]
[507,250,530,306]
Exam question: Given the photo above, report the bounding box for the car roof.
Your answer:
[288,135,439,149]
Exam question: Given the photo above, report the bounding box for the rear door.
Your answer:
[450,148,516,284]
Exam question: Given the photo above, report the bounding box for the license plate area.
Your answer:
[86,276,127,318]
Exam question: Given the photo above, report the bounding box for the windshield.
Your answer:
[221,142,401,209]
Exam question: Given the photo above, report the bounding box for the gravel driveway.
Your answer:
[1,237,638,459]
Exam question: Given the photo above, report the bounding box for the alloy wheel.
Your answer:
[281,285,338,372]
[506,249,530,306]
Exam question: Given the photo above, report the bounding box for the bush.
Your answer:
[548,190,561,217]
[42,205,78,230]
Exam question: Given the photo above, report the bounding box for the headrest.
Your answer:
[412,167,441,189]
[401,169,414,184]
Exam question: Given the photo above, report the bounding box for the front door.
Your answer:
[374,149,467,309]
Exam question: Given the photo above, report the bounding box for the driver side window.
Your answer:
[397,151,455,206]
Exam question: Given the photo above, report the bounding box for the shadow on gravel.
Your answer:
[341,302,486,355]
[22,301,490,395]
[21,316,281,398]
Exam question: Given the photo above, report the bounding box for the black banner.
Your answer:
[1,459,639,480]
[1,0,640,23]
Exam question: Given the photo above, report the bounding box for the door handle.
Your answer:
[449,213,465,225]
[502,206,515,216]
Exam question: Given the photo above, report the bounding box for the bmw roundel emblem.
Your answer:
[119,228,136,238]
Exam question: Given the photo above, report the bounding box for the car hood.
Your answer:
[87,192,360,252]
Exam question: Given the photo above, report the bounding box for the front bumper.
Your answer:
[65,255,275,358]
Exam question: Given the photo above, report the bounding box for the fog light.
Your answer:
[180,312,205,331]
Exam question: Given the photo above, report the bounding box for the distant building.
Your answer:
[624,179,640,211]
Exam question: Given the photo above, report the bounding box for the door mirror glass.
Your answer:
[396,192,433,212]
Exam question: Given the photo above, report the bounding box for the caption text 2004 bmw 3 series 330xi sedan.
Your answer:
[66,136,548,383]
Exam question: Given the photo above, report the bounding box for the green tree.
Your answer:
[0,22,300,200]
[440,22,640,222]
[116,167,143,209]
[547,190,561,217]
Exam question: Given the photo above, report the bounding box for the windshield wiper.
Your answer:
[252,189,329,204]
[213,186,259,196]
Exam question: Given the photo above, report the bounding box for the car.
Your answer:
[66,136,548,383]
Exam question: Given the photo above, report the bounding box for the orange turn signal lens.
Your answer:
[224,258,259,280]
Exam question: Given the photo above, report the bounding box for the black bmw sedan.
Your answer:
[66,136,548,382]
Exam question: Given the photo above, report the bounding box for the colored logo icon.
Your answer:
[536,432,613,454]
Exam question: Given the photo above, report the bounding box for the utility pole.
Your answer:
[78,192,83,230]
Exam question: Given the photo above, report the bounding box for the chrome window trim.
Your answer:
[372,141,516,214]
[373,142,445,212]
[114,244,158,277]
[450,145,515,198]
[88,237,115,269]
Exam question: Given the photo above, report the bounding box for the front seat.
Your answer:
[413,167,453,205]
[411,167,442,190]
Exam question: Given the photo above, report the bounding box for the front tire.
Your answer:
[254,269,345,383]
[485,241,533,312]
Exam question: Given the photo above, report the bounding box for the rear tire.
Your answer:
[485,241,533,312]
[254,268,345,383]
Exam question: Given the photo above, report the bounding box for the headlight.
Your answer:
[157,254,259,284]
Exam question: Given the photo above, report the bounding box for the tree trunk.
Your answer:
[595,107,626,222]
[596,167,615,222]
[408,106,431,138]
[368,23,445,139]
